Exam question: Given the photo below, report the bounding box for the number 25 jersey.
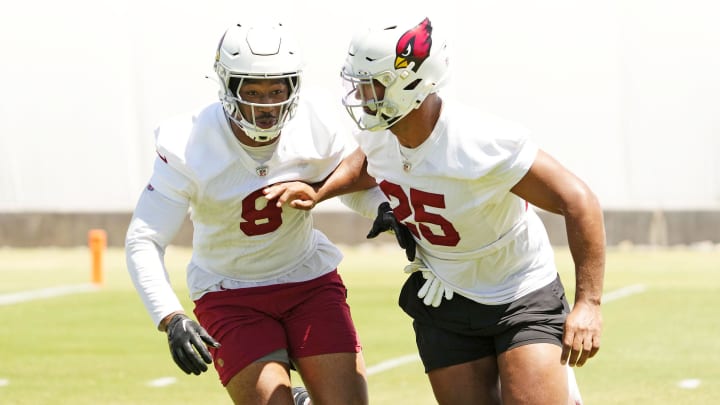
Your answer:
[355,100,558,305]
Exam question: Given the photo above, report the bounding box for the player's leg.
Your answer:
[193,287,299,404]
[293,352,367,405]
[399,272,502,404]
[498,342,568,404]
[224,357,294,404]
[496,363,583,405]
[494,275,572,404]
[426,356,501,405]
[286,270,368,405]
[413,318,500,404]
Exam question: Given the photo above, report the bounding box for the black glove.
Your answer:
[166,314,220,375]
[367,202,416,261]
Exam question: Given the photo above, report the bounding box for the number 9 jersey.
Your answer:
[126,97,369,327]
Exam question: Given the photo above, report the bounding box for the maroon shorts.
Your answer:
[193,270,361,386]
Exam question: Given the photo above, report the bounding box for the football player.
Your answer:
[265,16,603,405]
[126,21,385,405]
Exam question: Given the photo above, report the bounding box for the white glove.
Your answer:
[404,260,454,307]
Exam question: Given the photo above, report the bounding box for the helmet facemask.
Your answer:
[341,67,436,132]
[341,17,449,132]
[341,70,404,131]
[218,73,301,142]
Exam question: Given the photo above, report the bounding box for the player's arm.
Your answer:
[315,147,377,202]
[263,147,416,260]
[125,186,189,329]
[264,147,376,209]
[126,184,219,375]
[510,149,606,367]
[317,148,417,261]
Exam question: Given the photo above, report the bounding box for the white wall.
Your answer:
[1,0,718,212]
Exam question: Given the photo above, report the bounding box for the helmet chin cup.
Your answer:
[242,127,281,143]
[227,110,282,142]
[360,114,386,132]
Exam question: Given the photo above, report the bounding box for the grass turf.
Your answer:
[0,245,718,404]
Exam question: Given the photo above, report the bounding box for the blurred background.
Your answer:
[1,0,718,247]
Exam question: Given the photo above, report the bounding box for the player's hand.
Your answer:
[367,202,416,261]
[561,300,602,367]
[404,260,454,307]
[263,182,318,210]
[166,314,221,375]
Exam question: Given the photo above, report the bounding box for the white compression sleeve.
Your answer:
[338,186,388,219]
[125,187,189,329]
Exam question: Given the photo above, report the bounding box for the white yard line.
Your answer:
[0,284,100,306]
[147,377,177,387]
[602,284,646,303]
[678,378,701,389]
[367,353,421,376]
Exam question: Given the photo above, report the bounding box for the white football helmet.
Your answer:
[214,22,303,142]
[341,17,450,131]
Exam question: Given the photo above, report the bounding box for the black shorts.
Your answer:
[399,272,570,372]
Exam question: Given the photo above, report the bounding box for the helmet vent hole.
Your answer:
[403,79,422,91]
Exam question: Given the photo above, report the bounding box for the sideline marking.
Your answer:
[367,353,420,376]
[602,284,646,303]
[0,284,100,306]
[147,377,177,387]
[678,379,701,389]
[365,284,647,376]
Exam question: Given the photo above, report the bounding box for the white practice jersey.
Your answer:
[126,98,385,327]
[354,100,558,305]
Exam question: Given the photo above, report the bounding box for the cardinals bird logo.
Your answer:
[395,18,433,72]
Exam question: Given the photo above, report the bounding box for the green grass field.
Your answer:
[1,245,719,404]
